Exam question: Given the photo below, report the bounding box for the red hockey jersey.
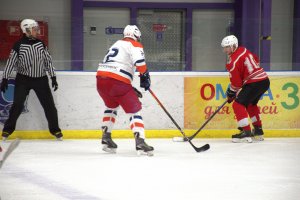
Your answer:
[226,46,268,92]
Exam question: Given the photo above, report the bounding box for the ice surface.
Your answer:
[1,138,300,200]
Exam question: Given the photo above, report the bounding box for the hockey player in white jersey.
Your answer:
[96,25,153,156]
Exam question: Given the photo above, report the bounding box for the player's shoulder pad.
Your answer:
[234,46,247,58]
[122,38,143,48]
[237,46,246,53]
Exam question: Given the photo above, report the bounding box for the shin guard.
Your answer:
[102,107,118,133]
[129,112,145,138]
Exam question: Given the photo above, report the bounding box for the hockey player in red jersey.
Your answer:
[221,35,270,143]
[96,25,153,156]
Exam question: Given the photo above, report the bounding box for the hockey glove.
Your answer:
[0,78,8,93]
[140,70,151,91]
[226,88,236,103]
[51,76,58,91]
[133,87,143,98]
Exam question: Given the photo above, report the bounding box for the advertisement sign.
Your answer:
[0,79,29,124]
[184,76,300,129]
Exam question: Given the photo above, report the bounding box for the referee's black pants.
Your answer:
[3,74,61,135]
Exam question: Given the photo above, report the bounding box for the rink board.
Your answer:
[0,71,299,139]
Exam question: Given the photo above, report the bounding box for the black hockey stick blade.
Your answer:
[0,138,20,169]
[187,138,210,152]
[196,144,210,152]
[149,88,210,153]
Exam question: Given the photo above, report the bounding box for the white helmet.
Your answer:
[20,19,39,34]
[221,35,238,48]
[123,25,141,41]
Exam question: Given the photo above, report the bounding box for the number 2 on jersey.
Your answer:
[104,48,119,63]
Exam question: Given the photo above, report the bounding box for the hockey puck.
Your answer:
[172,137,185,142]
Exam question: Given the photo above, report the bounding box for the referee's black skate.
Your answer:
[252,125,264,141]
[51,132,63,141]
[134,132,154,156]
[2,132,11,141]
[232,128,253,143]
[101,126,117,153]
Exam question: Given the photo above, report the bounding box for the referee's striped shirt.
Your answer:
[3,35,56,79]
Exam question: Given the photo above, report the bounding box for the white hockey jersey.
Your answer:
[97,38,147,84]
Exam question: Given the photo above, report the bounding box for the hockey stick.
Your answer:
[173,100,227,142]
[0,139,20,169]
[149,88,210,153]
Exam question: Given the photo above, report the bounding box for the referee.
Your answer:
[0,19,63,141]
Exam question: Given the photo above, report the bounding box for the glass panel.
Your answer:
[270,0,294,71]
[83,8,130,71]
[192,9,233,71]
[0,0,71,71]
[137,9,185,71]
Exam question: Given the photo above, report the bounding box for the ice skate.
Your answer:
[51,132,63,141]
[134,132,154,156]
[101,126,117,153]
[252,126,264,141]
[232,129,253,143]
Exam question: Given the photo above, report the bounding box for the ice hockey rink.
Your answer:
[0,138,300,200]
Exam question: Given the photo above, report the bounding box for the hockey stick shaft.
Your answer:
[0,139,20,169]
[149,88,209,152]
[188,100,227,141]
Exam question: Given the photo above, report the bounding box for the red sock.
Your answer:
[247,104,262,127]
[232,101,251,131]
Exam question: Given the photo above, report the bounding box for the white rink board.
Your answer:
[1,71,299,131]
[1,72,186,130]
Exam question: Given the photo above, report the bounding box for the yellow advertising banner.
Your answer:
[184,76,300,130]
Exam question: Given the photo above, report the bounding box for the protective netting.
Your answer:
[137,10,186,71]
